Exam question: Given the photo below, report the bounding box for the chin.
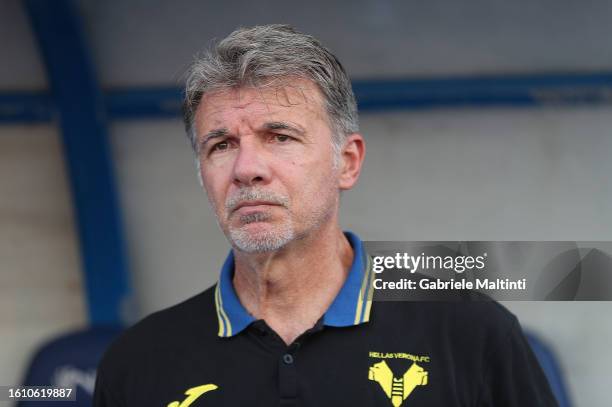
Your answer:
[228,222,295,253]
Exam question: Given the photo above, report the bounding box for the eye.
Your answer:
[211,140,230,152]
[274,134,292,142]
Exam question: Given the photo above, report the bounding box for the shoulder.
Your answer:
[372,290,519,347]
[447,291,518,330]
[97,285,218,375]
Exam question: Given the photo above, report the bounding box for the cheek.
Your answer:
[286,160,337,198]
[201,157,233,194]
[202,175,228,212]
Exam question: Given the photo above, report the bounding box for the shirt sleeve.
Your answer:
[477,317,560,407]
[93,367,123,407]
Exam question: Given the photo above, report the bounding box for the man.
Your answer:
[94,25,558,406]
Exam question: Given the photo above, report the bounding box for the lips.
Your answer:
[233,201,280,213]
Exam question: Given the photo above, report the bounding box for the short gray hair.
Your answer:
[182,24,359,155]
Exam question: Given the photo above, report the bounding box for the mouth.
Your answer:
[233,201,281,213]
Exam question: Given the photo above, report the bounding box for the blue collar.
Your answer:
[214,231,373,337]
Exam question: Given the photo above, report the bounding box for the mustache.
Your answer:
[225,188,290,213]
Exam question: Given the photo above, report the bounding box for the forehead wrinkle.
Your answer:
[196,80,328,142]
[200,81,322,115]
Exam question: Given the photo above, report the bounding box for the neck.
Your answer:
[232,222,353,345]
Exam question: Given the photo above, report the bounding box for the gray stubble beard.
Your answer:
[229,211,296,253]
[207,166,339,254]
[220,187,295,253]
[227,188,337,254]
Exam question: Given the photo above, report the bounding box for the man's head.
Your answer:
[183,24,365,253]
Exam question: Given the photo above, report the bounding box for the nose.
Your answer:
[232,138,271,187]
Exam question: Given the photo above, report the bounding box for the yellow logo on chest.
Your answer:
[368,358,428,407]
[167,384,218,407]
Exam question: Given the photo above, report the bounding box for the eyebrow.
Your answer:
[200,128,229,148]
[199,121,306,149]
[263,121,306,136]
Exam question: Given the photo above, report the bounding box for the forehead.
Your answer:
[194,78,327,131]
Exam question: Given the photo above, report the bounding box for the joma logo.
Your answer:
[167,384,218,407]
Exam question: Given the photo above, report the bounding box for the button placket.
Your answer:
[278,350,298,405]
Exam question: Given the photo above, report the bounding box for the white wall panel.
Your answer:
[0,125,85,389]
[0,0,48,90]
[78,0,612,87]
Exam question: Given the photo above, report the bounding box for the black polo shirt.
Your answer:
[94,232,558,406]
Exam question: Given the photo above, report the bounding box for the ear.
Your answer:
[338,133,366,190]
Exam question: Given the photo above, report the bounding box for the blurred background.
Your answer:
[1,0,611,405]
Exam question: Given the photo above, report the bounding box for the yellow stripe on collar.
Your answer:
[215,284,232,337]
[354,255,374,324]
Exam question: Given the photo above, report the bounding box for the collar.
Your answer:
[214,231,374,337]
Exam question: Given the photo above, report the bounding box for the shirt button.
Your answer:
[282,353,294,365]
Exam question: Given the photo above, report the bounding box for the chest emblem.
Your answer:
[368,352,429,407]
[167,384,218,407]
